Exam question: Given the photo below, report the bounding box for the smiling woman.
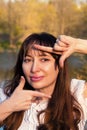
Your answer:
[0,32,87,130]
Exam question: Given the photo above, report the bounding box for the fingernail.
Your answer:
[47,95,51,98]
[43,93,51,98]
[21,76,24,80]
[56,39,59,43]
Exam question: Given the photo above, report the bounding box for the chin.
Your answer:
[32,86,43,90]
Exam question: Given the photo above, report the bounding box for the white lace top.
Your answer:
[0,79,87,130]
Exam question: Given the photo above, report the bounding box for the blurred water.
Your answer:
[0,51,17,81]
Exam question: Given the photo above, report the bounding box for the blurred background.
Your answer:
[0,0,87,81]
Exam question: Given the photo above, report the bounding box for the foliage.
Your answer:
[70,54,87,80]
[72,64,87,80]
[0,0,87,46]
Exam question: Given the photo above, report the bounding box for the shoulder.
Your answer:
[71,79,87,98]
[71,79,87,120]
[70,78,85,95]
[70,78,87,103]
[83,82,87,98]
[0,81,7,103]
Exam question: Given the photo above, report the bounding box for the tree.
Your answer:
[78,4,87,38]
[48,0,81,37]
[0,0,87,47]
[0,0,8,34]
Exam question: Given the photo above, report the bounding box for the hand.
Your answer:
[34,35,77,68]
[55,35,77,67]
[7,76,51,112]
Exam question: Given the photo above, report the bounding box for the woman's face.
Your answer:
[22,48,59,95]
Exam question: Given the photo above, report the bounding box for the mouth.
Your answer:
[30,76,44,82]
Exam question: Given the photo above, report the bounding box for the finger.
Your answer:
[59,56,65,68]
[59,35,71,45]
[53,43,68,51]
[56,39,68,47]
[34,44,53,53]
[34,44,62,55]
[17,76,25,90]
[59,51,71,68]
[29,90,51,98]
[25,96,33,101]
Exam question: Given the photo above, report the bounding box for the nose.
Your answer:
[31,60,40,73]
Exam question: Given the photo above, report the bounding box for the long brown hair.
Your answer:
[2,32,81,130]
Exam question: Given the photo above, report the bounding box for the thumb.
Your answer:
[59,48,73,68]
[59,55,65,68]
[59,52,70,68]
[17,76,25,90]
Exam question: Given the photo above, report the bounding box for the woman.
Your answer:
[0,32,87,130]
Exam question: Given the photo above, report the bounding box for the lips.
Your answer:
[30,76,44,82]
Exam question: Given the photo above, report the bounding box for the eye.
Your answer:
[23,58,32,63]
[41,58,50,62]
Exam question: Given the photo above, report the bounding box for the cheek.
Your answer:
[47,63,59,73]
[45,63,59,78]
[22,64,30,76]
